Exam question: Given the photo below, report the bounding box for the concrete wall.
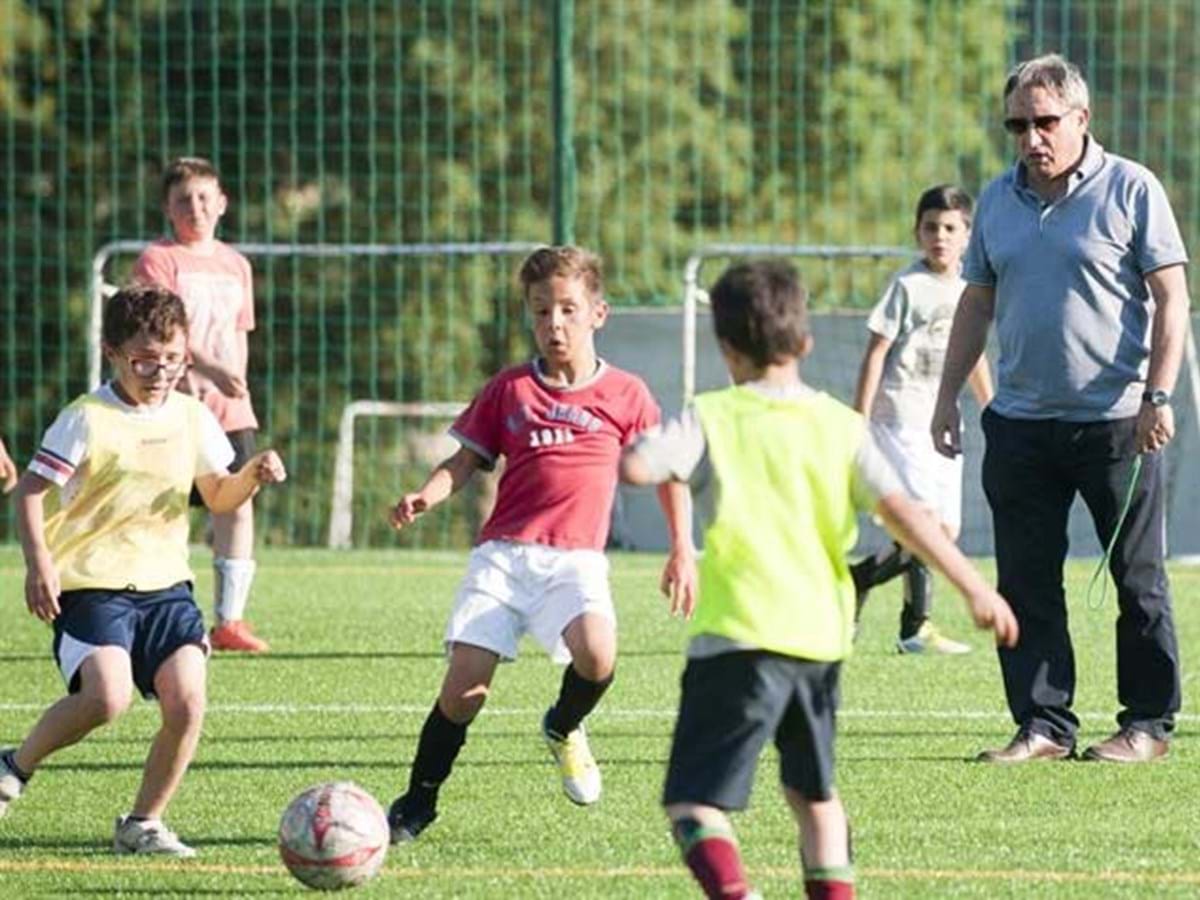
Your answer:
[599,307,1200,559]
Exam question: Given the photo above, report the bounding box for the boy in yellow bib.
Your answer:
[622,261,1018,900]
[0,285,286,856]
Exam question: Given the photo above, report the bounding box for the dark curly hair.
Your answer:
[103,284,189,348]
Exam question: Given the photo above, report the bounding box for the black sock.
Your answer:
[405,703,469,811]
[852,543,913,618]
[544,665,614,738]
[2,750,30,784]
[900,560,933,639]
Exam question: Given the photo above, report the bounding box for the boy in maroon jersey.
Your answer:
[386,246,692,842]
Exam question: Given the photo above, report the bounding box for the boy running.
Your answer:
[851,185,994,654]
[386,245,690,842]
[621,260,1017,899]
[133,156,268,653]
[0,285,286,856]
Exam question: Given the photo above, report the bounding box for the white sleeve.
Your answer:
[196,405,236,476]
[629,405,707,483]
[29,406,90,485]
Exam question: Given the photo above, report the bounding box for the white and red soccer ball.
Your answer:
[278,781,389,891]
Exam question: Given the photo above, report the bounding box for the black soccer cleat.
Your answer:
[388,793,438,844]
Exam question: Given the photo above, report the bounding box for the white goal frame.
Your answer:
[88,240,542,390]
[327,400,466,549]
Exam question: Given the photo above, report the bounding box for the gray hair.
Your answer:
[1004,53,1090,110]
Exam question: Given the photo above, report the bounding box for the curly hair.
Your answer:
[103,284,189,348]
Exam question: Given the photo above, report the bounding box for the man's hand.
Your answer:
[930,400,962,459]
[1135,402,1174,454]
[659,545,698,618]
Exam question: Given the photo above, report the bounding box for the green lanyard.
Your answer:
[1085,454,1144,610]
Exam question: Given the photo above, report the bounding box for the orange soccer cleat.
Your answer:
[209,620,269,653]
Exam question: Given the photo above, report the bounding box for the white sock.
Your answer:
[213,557,257,624]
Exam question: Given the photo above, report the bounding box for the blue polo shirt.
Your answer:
[963,138,1188,421]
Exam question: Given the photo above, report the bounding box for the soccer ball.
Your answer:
[278,781,389,891]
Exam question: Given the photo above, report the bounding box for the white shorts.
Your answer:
[445,540,615,663]
[872,423,963,532]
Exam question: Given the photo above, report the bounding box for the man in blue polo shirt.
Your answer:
[931,53,1190,764]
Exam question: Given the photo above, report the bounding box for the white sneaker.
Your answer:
[542,711,602,806]
[0,750,25,819]
[896,622,971,655]
[113,815,197,857]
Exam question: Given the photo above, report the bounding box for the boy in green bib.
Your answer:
[621,260,1018,900]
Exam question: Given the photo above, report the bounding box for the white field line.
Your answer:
[0,701,1196,722]
[1,858,1199,886]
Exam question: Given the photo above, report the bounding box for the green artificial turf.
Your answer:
[1,547,1197,897]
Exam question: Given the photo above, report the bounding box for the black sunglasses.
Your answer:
[1002,113,1070,136]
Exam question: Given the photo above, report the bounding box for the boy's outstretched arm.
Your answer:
[390,445,485,531]
[14,472,61,621]
[195,450,287,514]
[875,491,1019,648]
[655,481,697,618]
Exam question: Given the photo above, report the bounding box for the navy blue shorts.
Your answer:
[190,427,256,507]
[52,582,208,698]
[662,651,841,809]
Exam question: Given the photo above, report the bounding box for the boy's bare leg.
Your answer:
[437,642,500,723]
[666,802,753,898]
[130,644,207,819]
[13,646,134,774]
[785,787,855,896]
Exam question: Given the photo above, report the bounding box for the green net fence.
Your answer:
[3,1,1200,546]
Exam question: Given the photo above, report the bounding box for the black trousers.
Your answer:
[981,408,1180,743]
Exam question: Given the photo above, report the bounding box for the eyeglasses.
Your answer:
[126,356,188,378]
[1002,113,1071,136]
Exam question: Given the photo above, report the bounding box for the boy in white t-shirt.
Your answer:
[851,185,994,654]
[0,285,285,855]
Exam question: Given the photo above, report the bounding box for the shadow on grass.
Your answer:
[210,650,444,661]
[42,755,669,773]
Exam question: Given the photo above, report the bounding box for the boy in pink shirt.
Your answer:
[386,246,693,842]
[133,157,267,653]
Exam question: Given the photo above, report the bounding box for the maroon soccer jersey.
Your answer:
[452,360,660,550]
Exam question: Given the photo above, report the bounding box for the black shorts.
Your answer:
[662,651,841,809]
[190,428,256,507]
[52,582,208,698]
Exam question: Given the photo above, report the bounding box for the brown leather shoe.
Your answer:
[1081,729,1168,763]
[976,730,1074,763]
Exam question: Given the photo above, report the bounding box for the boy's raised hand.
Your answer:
[966,589,1019,648]
[251,450,287,485]
[390,494,428,531]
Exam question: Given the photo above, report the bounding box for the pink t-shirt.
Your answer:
[452,360,660,551]
[133,238,258,431]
